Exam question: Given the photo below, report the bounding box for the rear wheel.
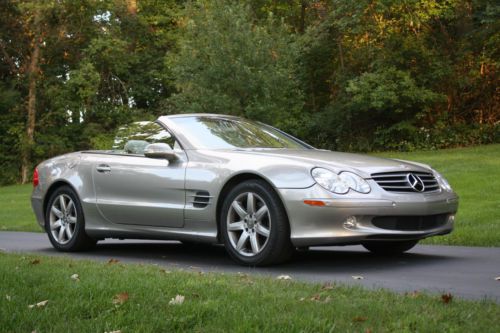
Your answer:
[220,180,293,266]
[45,186,96,251]
[362,240,418,255]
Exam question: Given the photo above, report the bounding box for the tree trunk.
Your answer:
[298,1,307,34]
[21,11,41,184]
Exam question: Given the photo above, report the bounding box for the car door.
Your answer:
[92,121,186,228]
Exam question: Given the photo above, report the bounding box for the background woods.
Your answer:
[0,0,498,185]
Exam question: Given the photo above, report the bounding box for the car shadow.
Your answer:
[282,247,455,273]
[69,240,460,276]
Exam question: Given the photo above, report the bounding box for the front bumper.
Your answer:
[278,183,458,247]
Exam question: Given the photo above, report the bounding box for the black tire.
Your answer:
[220,179,293,266]
[44,185,96,251]
[362,240,419,255]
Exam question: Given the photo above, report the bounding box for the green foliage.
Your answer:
[298,0,499,151]
[0,84,23,185]
[0,0,180,183]
[167,1,304,133]
[0,0,498,183]
[346,68,443,114]
[374,122,500,152]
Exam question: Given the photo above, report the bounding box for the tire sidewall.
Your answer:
[44,186,86,251]
[220,180,289,265]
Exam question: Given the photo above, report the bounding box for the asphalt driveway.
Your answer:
[1,231,498,302]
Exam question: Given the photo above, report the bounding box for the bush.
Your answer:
[372,122,500,152]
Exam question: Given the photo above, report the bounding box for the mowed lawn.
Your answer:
[0,144,499,246]
[0,184,39,232]
[0,253,498,333]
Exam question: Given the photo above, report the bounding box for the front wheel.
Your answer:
[220,180,293,266]
[45,186,96,251]
[362,240,419,255]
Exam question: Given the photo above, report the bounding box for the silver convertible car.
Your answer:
[31,114,458,265]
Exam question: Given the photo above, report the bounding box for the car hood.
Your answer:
[225,149,431,178]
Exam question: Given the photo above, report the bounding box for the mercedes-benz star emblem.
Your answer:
[406,173,425,192]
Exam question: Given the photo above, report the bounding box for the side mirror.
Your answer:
[144,143,177,161]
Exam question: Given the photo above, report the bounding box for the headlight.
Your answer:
[433,170,452,192]
[311,168,371,194]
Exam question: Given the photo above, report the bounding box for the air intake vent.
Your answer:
[189,191,212,208]
[372,214,448,231]
[371,171,440,193]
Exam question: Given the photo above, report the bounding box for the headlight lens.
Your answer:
[311,168,371,194]
[433,170,452,192]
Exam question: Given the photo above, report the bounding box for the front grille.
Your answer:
[372,214,448,231]
[371,171,440,193]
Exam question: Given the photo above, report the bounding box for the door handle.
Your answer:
[96,164,111,173]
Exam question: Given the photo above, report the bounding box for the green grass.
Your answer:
[375,144,500,247]
[0,144,499,246]
[0,253,498,333]
[0,184,39,232]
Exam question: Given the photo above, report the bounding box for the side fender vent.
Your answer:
[189,190,212,208]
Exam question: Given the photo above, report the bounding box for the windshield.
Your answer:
[170,116,310,150]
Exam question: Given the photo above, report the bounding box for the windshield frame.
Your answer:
[158,114,314,150]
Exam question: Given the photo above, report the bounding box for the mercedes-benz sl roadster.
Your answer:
[31,114,458,265]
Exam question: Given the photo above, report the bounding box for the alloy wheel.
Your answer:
[226,192,271,257]
[49,194,77,245]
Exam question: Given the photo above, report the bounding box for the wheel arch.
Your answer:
[215,172,290,243]
[43,180,81,217]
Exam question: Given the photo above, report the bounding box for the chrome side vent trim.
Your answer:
[188,191,212,208]
[371,171,440,193]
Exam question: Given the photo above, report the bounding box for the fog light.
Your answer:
[447,214,455,224]
[343,216,358,229]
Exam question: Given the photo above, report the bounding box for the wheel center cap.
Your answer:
[245,215,255,228]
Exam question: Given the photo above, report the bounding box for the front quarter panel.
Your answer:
[183,150,315,229]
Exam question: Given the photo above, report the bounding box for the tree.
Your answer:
[298,0,499,150]
[0,0,498,185]
[0,0,180,184]
[0,1,70,183]
[167,1,304,133]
